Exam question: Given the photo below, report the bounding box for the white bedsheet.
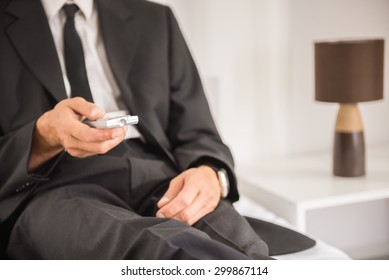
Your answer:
[233,195,351,260]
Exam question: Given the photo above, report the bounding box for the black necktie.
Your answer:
[63,4,94,102]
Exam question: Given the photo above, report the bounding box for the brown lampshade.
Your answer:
[315,39,384,103]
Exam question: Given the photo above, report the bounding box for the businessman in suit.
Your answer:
[0,0,314,259]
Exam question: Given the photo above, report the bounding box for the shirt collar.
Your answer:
[41,0,94,21]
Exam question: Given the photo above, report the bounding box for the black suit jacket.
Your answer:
[0,0,238,246]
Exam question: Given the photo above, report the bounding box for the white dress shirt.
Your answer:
[41,0,141,139]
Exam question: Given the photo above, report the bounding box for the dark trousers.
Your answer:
[6,140,271,259]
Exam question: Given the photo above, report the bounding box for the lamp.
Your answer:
[315,39,384,177]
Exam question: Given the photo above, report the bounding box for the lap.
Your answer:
[6,184,269,260]
[5,140,317,259]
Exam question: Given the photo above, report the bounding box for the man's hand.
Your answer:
[28,97,127,172]
[156,166,221,225]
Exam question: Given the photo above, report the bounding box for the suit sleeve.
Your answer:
[164,7,238,202]
[0,121,60,201]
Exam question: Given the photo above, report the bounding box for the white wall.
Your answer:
[288,0,389,156]
[151,0,389,168]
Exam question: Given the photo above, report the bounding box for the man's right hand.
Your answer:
[28,97,127,172]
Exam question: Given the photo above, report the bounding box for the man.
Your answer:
[0,0,315,259]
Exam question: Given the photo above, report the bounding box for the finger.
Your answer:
[64,97,105,120]
[64,131,125,157]
[156,182,199,218]
[64,147,95,158]
[186,205,216,226]
[71,124,126,143]
[173,189,219,225]
[171,193,203,225]
[157,174,184,208]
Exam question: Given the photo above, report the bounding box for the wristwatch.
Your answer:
[216,168,230,198]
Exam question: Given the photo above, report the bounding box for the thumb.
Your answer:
[67,97,105,121]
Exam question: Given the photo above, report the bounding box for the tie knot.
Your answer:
[63,4,79,19]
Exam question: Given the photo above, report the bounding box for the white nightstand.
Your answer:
[237,144,389,259]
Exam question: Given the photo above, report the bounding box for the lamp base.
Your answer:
[333,103,365,177]
[333,131,365,177]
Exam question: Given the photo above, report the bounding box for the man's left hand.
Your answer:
[156,166,221,225]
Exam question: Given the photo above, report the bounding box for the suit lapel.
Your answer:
[95,0,138,120]
[96,0,177,166]
[96,0,136,95]
[5,0,67,103]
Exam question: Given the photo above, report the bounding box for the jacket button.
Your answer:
[16,182,33,193]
